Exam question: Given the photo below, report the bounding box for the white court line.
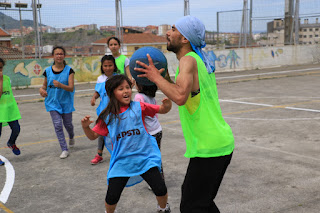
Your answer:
[245,143,320,162]
[220,99,273,107]
[14,88,95,98]
[215,67,320,80]
[221,99,320,113]
[14,67,319,98]
[0,155,15,204]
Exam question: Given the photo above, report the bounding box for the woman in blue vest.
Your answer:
[81,75,172,213]
[39,46,75,159]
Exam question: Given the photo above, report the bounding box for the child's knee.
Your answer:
[152,184,167,197]
[105,192,121,205]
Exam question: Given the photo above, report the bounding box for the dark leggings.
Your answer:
[0,120,20,146]
[105,167,167,205]
[180,153,233,213]
[152,131,164,179]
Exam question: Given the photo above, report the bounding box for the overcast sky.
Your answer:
[1,0,320,32]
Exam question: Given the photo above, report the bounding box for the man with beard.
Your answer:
[135,15,234,213]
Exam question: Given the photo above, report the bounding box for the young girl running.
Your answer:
[107,36,133,80]
[81,75,172,213]
[39,46,75,159]
[90,55,118,165]
[0,58,21,166]
[134,82,165,180]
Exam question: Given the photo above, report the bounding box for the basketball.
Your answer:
[129,46,168,86]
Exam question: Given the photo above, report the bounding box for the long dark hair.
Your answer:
[97,75,132,126]
[107,36,121,46]
[0,57,5,66]
[136,82,158,98]
[100,55,119,74]
[52,46,67,65]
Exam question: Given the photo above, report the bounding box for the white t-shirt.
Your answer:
[97,74,108,83]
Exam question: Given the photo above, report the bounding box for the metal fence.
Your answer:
[1,0,320,59]
[216,0,320,49]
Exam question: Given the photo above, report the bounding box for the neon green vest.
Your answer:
[0,75,21,126]
[175,52,234,158]
[115,55,127,75]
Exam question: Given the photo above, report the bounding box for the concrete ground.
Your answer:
[0,63,319,213]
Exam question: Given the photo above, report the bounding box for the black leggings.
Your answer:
[180,153,233,213]
[105,167,167,205]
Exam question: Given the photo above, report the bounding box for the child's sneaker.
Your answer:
[7,143,21,155]
[69,138,75,148]
[0,160,4,166]
[157,203,171,213]
[60,150,69,159]
[91,154,103,165]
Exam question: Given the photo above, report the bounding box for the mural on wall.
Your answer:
[271,48,283,58]
[207,50,240,69]
[3,56,103,87]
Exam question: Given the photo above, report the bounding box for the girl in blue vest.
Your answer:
[0,58,21,166]
[81,75,172,213]
[90,55,119,165]
[107,36,133,80]
[39,46,75,159]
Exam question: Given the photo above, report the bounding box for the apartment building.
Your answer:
[267,18,320,46]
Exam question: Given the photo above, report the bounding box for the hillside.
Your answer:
[0,12,42,29]
[11,29,113,47]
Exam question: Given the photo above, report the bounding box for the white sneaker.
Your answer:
[69,138,75,148]
[60,151,69,159]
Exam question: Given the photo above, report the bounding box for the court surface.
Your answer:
[0,63,319,213]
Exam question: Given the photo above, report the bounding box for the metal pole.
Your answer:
[216,12,219,49]
[249,0,253,46]
[32,0,38,58]
[184,0,190,16]
[38,0,43,52]
[18,8,25,59]
[294,0,300,45]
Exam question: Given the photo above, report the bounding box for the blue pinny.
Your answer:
[105,101,162,187]
[44,65,75,114]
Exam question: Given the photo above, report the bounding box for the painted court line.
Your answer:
[221,99,320,113]
[14,88,95,98]
[215,67,320,80]
[0,155,15,204]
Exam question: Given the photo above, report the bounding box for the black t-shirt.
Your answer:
[43,66,75,77]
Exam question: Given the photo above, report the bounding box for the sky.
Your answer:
[1,0,320,33]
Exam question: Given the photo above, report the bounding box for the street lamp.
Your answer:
[15,2,28,59]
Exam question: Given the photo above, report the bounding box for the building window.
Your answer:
[310,35,313,38]
[316,41,319,44]
[316,28,319,31]
[299,35,302,38]
[135,47,139,50]
[303,29,307,32]
[304,35,307,38]
[309,28,312,31]
[315,34,319,37]
[309,42,312,44]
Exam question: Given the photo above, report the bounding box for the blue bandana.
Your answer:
[175,15,215,74]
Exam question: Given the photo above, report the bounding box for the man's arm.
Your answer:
[136,54,197,106]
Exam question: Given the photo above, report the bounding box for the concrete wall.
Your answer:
[165,44,320,76]
[2,45,320,87]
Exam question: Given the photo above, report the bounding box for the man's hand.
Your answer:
[135,54,165,83]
